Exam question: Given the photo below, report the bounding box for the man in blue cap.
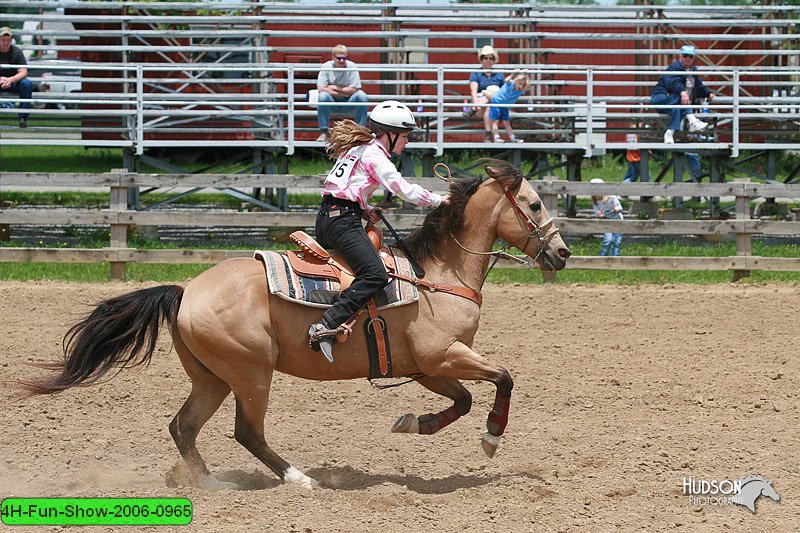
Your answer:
[650,45,716,144]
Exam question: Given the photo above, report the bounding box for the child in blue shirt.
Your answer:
[488,73,528,143]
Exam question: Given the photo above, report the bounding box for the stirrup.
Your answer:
[308,323,340,363]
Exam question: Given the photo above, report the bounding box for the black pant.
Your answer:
[315,197,388,328]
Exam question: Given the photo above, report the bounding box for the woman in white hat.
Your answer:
[466,45,505,142]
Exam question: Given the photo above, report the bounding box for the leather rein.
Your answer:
[390,166,560,308]
[449,183,561,284]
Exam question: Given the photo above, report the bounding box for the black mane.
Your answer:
[402,159,523,263]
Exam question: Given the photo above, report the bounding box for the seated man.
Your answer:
[315,44,368,142]
[650,44,715,144]
[0,26,32,128]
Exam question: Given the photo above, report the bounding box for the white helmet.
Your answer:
[369,100,417,133]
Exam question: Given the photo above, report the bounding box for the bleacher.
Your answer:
[1,1,799,180]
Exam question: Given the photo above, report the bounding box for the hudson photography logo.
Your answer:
[682,475,781,513]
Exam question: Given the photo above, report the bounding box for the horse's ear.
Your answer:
[483,159,523,191]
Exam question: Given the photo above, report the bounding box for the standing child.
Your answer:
[622,133,641,183]
[488,72,528,143]
[590,178,623,257]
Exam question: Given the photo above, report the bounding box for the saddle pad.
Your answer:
[255,248,419,310]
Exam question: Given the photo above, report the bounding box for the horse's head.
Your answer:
[484,161,571,271]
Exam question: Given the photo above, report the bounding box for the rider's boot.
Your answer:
[308,320,336,363]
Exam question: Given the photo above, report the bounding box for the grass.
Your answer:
[2,238,799,283]
[0,146,123,173]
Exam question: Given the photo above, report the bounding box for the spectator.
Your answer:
[488,72,528,143]
[307,101,448,362]
[650,45,715,144]
[466,45,505,142]
[0,26,32,128]
[622,133,641,183]
[590,178,623,257]
[315,44,368,142]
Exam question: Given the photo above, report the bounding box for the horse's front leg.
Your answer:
[393,341,513,458]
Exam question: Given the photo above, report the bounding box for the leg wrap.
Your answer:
[486,393,511,436]
[418,405,460,435]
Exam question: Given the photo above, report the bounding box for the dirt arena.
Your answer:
[1,281,797,532]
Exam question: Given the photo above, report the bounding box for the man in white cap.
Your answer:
[650,45,715,144]
[0,26,32,128]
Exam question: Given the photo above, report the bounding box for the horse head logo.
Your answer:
[730,476,780,513]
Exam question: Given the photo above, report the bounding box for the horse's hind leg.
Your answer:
[232,379,318,489]
[391,376,472,435]
[170,336,236,490]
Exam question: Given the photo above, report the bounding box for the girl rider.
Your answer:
[308,100,449,362]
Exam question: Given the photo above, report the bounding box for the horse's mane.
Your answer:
[402,159,523,263]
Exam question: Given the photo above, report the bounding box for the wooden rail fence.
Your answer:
[2,171,800,280]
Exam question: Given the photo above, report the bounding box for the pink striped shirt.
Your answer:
[322,139,442,214]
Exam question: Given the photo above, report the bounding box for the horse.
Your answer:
[730,476,780,513]
[18,159,570,490]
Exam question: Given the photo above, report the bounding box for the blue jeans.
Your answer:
[315,198,388,327]
[317,90,368,130]
[4,78,32,119]
[651,92,687,132]
[685,152,702,181]
[601,232,622,257]
[622,161,640,183]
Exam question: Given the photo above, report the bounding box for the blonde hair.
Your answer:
[332,44,348,57]
[513,73,529,90]
[326,119,374,159]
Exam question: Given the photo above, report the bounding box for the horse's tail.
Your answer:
[17,285,184,396]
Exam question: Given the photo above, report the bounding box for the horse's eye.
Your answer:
[529,202,542,213]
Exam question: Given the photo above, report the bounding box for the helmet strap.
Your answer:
[386,132,400,153]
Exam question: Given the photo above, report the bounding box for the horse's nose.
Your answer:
[558,247,571,259]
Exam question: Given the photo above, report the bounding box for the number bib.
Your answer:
[325,144,368,188]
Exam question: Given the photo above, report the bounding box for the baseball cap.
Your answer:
[680,45,696,56]
[0,27,13,37]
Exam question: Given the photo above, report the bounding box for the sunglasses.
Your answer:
[681,54,695,59]
[334,55,348,61]
[480,55,495,61]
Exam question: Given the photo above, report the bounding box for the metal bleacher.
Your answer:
[1,1,799,189]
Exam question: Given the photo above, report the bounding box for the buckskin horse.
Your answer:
[19,159,570,490]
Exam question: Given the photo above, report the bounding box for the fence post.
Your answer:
[109,169,128,280]
[541,175,559,283]
[732,177,751,282]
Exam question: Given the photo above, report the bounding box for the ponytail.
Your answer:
[326,120,374,160]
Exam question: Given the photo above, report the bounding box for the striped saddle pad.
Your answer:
[255,247,419,310]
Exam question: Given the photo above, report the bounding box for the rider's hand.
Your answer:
[367,208,382,224]
[439,193,451,205]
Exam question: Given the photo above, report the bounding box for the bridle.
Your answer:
[435,163,561,279]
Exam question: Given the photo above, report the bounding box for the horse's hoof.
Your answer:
[481,431,501,458]
[391,413,419,434]
[284,466,318,489]
[198,473,238,491]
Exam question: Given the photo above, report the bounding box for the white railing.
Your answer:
[2,63,799,157]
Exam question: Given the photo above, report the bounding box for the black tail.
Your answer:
[18,285,184,396]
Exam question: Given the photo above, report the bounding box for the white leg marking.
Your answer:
[284,466,318,489]
[391,413,420,434]
[198,473,238,491]
[481,431,501,458]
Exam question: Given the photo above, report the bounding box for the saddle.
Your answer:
[287,225,395,293]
